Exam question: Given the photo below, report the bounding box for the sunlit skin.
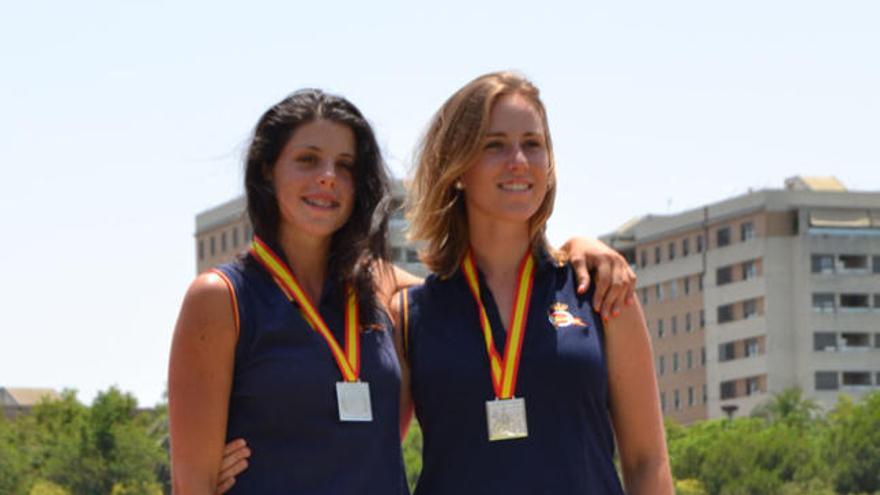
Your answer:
[271,119,356,301]
[460,93,550,227]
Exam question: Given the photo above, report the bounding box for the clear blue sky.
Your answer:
[1,1,877,406]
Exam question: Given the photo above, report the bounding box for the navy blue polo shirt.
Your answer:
[215,253,408,495]
[405,253,625,495]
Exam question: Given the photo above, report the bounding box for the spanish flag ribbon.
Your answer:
[250,236,360,382]
[461,250,535,399]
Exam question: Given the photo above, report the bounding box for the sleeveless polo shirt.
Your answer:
[215,255,408,495]
[405,255,625,495]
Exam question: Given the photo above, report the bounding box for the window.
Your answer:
[812,293,835,313]
[719,342,736,362]
[811,254,834,274]
[688,387,695,407]
[875,333,880,349]
[744,338,758,357]
[720,380,737,399]
[842,372,871,387]
[654,246,661,264]
[840,294,870,311]
[875,294,880,309]
[669,281,678,299]
[682,238,690,257]
[671,316,678,335]
[839,254,868,271]
[685,313,692,332]
[686,350,693,369]
[232,227,239,248]
[210,236,216,256]
[717,227,731,247]
[668,242,676,261]
[656,284,664,302]
[406,249,420,263]
[716,266,733,286]
[657,319,665,338]
[742,261,756,280]
[746,377,760,395]
[874,256,880,273]
[640,250,647,268]
[718,304,734,324]
[743,299,758,319]
[700,310,706,329]
[740,221,755,241]
[672,353,679,373]
[221,232,227,253]
[658,356,665,375]
[660,392,666,412]
[840,332,870,349]
[815,371,839,391]
[698,274,704,292]
[696,235,704,253]
[701,346,706,366]
[702,384,708,403]
[674,389,681,410]
[244,224,252,241]
[198,239,205,260]
[683,277,690,295]
[814,332,837,351]
[641,288,649,305]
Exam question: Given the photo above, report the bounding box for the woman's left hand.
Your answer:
[560,237,636,320]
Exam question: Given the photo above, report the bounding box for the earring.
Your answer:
[454,180,464,190]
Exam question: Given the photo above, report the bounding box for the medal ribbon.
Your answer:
[250,236,360,382]
[461,250,535,399]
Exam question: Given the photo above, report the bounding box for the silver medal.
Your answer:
[336,381,373,422]
[486,397,528,441]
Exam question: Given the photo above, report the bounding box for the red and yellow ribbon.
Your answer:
[461,250,535,399]
[250,236,361,382]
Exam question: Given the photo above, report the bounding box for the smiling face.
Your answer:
[460,92,550,227]
[272,119,356,242]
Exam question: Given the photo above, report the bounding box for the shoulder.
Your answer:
[177,270,240,340]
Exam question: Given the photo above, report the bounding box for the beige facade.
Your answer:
[194,179,427,276]
[605,177,880,424]
[1,387,60,419]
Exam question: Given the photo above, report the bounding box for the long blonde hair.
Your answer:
[407,71,557,277]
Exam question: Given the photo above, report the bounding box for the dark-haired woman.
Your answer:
[169,89,411,494]
[171,89,636,494]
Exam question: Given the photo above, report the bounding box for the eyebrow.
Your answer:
[295,145,355,159]
[483,131,544,140]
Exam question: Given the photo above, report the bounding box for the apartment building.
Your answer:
[194,179,427,276]
[604,176,880,424]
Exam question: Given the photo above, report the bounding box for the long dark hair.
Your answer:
[244,89,391,323]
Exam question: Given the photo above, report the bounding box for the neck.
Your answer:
[467,214,531,281]
[276,225,331,303]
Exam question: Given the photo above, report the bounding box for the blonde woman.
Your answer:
[393,72,672,494]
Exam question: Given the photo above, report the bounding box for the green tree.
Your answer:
[17,387,167,495]
[751,388,821,429]
[0,413,30,495]
[825,392,880,494]
[402,420,423,491]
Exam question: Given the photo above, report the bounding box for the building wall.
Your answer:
[618,188,880,423]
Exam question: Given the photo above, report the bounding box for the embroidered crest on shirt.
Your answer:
[547,302,588,329]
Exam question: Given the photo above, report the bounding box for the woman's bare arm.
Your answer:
[604,301,674,494]
[168,272,238,495]
[389,288,415,440]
